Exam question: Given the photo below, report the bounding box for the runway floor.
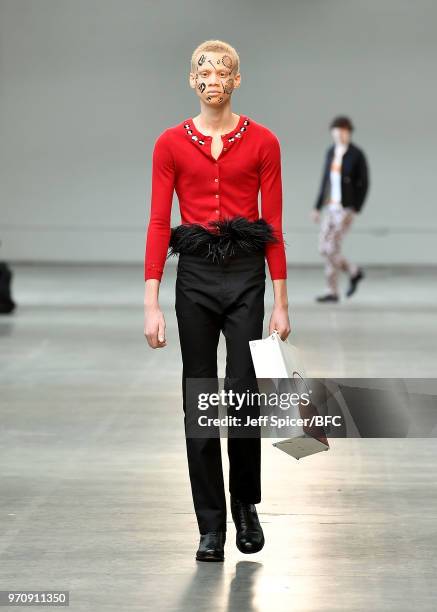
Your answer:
[1,263,437,611]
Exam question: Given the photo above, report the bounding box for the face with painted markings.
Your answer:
[189,51,240,106]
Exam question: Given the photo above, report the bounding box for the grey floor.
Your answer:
[1,263,437,612]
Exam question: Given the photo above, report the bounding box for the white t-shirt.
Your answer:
[329,144,347,205]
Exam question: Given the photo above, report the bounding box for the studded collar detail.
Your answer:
[182,115,250,149]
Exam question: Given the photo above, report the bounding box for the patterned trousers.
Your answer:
[318,203,358,294]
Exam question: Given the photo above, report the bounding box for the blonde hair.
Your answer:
[191,40,240,75]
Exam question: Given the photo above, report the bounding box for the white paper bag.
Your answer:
[249,329,307,379]
[249,330,329,460]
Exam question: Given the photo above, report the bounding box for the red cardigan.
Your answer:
[144,114,287,281]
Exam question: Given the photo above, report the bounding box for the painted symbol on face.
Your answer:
[223,78,234,94]
[218,97,224,103]
[198,82,206,93]
[221,55,233,70]
[197,54,206,66]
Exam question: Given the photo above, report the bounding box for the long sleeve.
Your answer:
[354,150,369,212]
[144,131,176,281]
[259,132,287,280]
[315,149,330,210]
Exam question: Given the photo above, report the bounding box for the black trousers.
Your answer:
[175,248,266,534]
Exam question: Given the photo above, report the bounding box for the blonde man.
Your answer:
[144,40,290,561]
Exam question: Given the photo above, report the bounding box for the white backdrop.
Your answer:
[1,0,435,265]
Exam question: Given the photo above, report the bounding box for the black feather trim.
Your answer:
[167,216,281,263]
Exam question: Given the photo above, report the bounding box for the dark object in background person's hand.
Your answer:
[0,262,16,314]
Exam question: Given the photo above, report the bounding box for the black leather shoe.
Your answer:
[315,293,339,303]
[346,268,365,297]
[231,497,265,554]
[195,531,226,562]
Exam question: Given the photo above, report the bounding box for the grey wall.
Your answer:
[1,0,436,265]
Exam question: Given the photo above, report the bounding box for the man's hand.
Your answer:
[311,209,321,223]
[144,305,167,348]
[269,304,291,340]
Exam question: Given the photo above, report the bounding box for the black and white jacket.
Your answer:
[314,142,369,213]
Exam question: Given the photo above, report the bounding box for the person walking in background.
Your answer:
[311,116,369,302]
